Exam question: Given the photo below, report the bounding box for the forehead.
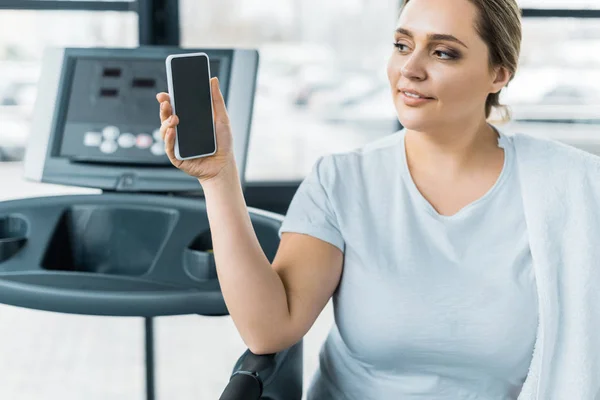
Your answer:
[396,0,479,42]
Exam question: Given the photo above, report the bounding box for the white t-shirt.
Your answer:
[278,126,539,399]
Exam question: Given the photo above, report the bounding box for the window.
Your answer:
[519,0,600,9]
[499,17,600,139]
[0,9,138,161]
[181,0,400,182]
[0,0,136,9]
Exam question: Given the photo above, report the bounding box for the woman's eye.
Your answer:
[394,43,457,60]
[435,50,457,60]
[393,42,408,52]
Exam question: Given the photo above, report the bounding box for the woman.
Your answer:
[155,0,600,398]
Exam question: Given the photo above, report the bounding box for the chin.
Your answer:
[395,104,428,128]
[396,115,431,131]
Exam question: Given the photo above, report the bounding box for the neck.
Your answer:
[404,120,500,180]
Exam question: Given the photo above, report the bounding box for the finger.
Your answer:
[160,114,179,140]
[156,92,170,103]
[164,127,181,167]
[159,100,172,123]
[211,77,230,125]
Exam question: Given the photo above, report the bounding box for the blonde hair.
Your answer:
[399,0,522,124]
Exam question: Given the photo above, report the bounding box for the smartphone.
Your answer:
[165,52,217,160]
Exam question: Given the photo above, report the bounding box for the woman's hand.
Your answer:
[155,77,236,184]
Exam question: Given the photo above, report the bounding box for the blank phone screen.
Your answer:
[170,55,216,158]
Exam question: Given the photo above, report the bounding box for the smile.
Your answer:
[401,90,433,99]
[400,91,435,105]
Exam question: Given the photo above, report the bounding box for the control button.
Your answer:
[151,142,166,156]
[83,132,102,147]
[118,132,136,148]
[136,133,153,149]
[102,125,120,140]
[152,128,162,141]
[100,140,118,154]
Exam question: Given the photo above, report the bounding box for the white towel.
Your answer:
[508,131,600,399]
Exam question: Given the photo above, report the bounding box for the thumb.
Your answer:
[211,77,230,125]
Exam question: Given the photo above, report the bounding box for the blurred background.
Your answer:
[1,0,600,179]
[0,0,599,399]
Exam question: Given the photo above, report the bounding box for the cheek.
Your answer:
[432,67,489,105]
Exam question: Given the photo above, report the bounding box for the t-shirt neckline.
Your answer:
[399,126,512,220]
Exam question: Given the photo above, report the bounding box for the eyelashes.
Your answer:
[393,42,459,60]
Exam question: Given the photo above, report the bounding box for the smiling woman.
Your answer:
[274,1,538,398]
[386,0,522,188]
[389,0,521,126]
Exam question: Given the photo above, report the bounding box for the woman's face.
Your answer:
[387,0,506,131]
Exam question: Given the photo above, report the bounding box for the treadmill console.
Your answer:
[24,47,259,193]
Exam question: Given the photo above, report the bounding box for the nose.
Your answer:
[401,54,427,81]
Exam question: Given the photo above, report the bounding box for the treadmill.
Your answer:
[0,47,301,400]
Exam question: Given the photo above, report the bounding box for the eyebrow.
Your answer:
[395,27,469,49]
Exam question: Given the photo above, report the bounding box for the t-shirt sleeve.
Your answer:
[278,155,345,253]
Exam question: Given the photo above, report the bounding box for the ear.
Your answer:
[490,65,512,94]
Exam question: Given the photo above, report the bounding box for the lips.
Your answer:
[400,91,435,106]
[399,88,434,99]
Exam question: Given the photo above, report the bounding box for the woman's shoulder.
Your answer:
[314,131,404,193]
[507,129,600,171]
[322,131,404,170]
